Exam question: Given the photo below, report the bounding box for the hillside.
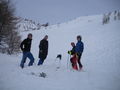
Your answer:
[16,17,49,32]
[0,13,120,90]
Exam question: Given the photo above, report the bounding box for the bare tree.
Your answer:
[0,0,21,54]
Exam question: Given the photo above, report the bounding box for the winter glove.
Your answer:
[68,51,72,55]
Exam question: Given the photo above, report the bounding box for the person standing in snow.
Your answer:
[38,35,48,65]
[20,33,34,68]
[68,42,79,70]
[75,35,84,70]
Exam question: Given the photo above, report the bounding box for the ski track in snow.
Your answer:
[0,14,120,90]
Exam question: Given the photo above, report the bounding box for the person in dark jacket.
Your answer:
[38,35,48,65]
[20,33,34,68]
[75,35,84,70]
[68,42,79,70]
[68,42,76,55]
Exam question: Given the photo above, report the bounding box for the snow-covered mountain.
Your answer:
[16,17,49,32]
[0,12,120,90]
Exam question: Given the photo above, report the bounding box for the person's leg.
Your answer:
[38,58,44,65]
[78,54,83,69]
[70,57,74,67]
[38,53,46,65]
[20,52,27,68]
[27,52,34,66]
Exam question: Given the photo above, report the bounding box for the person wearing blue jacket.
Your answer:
[75,35,84,70]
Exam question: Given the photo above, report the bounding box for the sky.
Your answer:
[13,0,120,24]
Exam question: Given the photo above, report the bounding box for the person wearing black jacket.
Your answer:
[38,35,48,65]
[20,33,34,68]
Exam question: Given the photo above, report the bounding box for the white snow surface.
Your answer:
[0,14,120,90]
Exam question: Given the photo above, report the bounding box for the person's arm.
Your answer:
[46,41,48,55]
[81,42,84,53]
[20,39,26,51]
[68,48,74,55]
[71,47,76,55]
[39,40,43,52]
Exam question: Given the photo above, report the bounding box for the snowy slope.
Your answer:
[16,17,40,31]
[16,17,48,32]
[0,14,120,90]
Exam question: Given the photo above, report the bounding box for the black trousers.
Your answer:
[77,53,83,68]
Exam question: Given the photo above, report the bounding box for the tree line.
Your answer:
[102,10,120,25]
[0,0,21,54]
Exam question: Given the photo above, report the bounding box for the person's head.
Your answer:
[44,35,48,40]
[77,35,82,41]
[71,42,75,47]
[28,33,32,39]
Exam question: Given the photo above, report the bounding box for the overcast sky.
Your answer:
[13,0,120,24]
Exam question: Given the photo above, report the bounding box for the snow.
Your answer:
[0,14,120,90]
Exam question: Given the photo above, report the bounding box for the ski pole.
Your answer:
[67,54,71,70]
[67,54,69,69]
